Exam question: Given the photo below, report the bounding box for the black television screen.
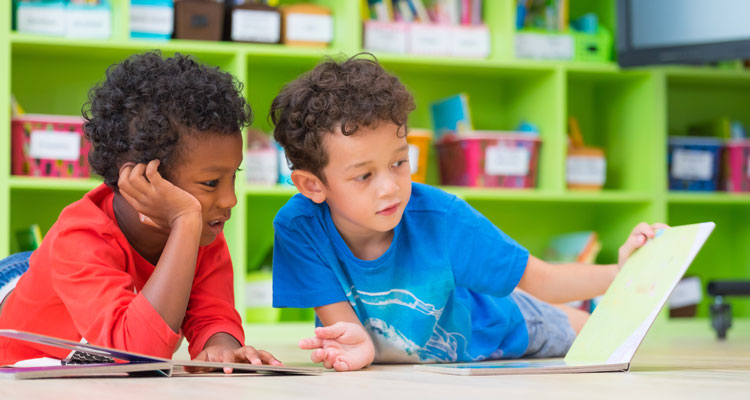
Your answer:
[617,0,750,67]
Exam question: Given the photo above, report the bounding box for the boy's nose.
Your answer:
[218,187,238,209]
[378,175,399,198]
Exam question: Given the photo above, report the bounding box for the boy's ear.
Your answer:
[291,170,327,204]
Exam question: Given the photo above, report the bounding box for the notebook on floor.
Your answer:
[0,329,323,379]
[415,222,715,376]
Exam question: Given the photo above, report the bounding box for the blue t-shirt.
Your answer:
[272,183,530,363]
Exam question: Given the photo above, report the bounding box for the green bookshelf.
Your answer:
[2,0,749,328]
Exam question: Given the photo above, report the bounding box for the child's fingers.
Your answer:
[236,346,263,365]
[298,336,323,350]
[332,359,351,372]
[256,350,283,366]
[144,159,161,184]
[310,348,327,364]
[653,223,670,231]
[314,323,348,340]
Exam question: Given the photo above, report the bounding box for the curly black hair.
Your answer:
[269,53,415,182]
[83,51,252,189]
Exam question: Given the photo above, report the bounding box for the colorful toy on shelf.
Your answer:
[566,116,606,190]
[11,114,91,178]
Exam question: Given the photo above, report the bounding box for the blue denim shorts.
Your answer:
[510,290,577,358]
[0,251,32,310]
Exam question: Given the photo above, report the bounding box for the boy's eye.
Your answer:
[392,159,408,168]
[202,180,219,188]
[355,172,372,182]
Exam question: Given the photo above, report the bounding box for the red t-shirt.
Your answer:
[0,184,245,364]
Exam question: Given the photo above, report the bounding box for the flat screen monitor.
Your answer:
[617,0,750,67]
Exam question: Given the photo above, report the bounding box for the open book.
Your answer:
[415,222,715,375]
[0,330,322,379]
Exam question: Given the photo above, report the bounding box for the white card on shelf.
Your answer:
[671,149,714,180]
[408,144,419,174]
[566,156,606,185]
[232,9,281,43]
[130,5,174,36]
[17,5,66,37]
[485,146,530,176]
[409,24,450,56]
[364,21,408,54]
[245,149,278,185]
[66,8,111,39]
[29,131,80,161]
[285,13,333,43]
[245,279,273,308]
[449,25,490,58]
[515,32,573,60]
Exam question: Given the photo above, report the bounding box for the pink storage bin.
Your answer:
[436,132,541,188]
[723,139,750,192]
[11,114,91,178]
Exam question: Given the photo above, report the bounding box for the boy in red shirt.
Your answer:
[0,52,280,370]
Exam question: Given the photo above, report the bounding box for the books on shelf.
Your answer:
[363,0,489,58]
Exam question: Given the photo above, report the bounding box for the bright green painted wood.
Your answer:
[3,0,749,325]
[1,0,10,257]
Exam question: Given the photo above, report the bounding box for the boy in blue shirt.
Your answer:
[269,55,665,371]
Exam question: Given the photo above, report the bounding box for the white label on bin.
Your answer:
[66,9,111,39]
[515,33,573,60]
[449,26,490,58]
[245,279,273,308]
[485,145,530,176]
[566,156,606,185]
[409,24,449,56]
[671,149,713,180]
[668,276,702,309]
[285,13,332,43]
[130,6,174,35]
[29,131,80,161]
[408,144,419,175]
[364,22,407,54]
[245,150,278,185]
[232,10,280,43]
[17,6,66,36]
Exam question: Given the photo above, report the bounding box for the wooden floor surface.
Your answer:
[2,320,749,400]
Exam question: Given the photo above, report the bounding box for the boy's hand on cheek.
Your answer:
[118,160,202,230]
[618,222,670,269]
[299,322,375,372]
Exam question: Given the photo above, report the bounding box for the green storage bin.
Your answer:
[572,27,612,62]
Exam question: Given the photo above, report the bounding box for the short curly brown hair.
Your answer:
[270,53,415,182]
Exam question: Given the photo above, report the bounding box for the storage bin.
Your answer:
[174,0,224,41]
[406,130,431,184]
[436,132,541,188]
[723,139,750,192]
[245,270,279,323]
[11,115,91,178]
[566,146,606,190]
[572,27,612,62]
[226,2,281,43]
[668,136,723,191]
[130,0,174,40]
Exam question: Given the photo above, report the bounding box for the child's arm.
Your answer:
[297,301,375,372]
[118,160,203,332]
[517,222,668,304]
